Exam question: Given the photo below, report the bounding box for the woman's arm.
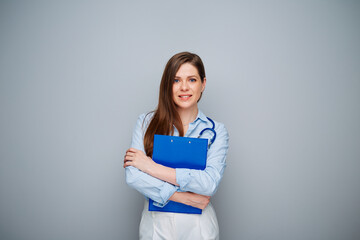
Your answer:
[125,114,178,206]
[124,148,178,186]
[125,150,211,209]
[169,192,210,210]
[175,123,229,196]
[125,122,229,197]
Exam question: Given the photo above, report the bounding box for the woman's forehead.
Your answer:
[175,63,200,77]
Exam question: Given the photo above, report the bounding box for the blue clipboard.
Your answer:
[148,134,208,214]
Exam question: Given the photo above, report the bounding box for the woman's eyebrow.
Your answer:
[174,75,199,78]
[186,75,199,78]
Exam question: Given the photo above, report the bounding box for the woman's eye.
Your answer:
[189,78,196,82]
[174,79,180,83]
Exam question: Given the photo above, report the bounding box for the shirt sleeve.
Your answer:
[125,113,178,206]
[175,122,229,196]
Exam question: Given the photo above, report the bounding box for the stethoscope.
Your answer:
[197,117,216,149]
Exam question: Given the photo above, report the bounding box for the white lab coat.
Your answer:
[139,199,219,240]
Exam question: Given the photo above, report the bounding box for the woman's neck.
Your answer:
[178,107,199,126]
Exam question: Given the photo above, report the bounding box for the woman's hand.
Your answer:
[170,192,211,210]
[123,148,156,174]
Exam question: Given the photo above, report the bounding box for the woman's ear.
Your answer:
[202,77,207,92]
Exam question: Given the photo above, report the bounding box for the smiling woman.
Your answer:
[173,63,206,123]
[124,52,229,240]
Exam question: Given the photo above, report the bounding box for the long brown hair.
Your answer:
[144,52,206,157]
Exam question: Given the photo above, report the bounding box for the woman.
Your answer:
[124,52,229,240]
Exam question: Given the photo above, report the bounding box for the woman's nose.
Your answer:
[180,81,189,90]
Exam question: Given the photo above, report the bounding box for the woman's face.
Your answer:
[172,63,206,112]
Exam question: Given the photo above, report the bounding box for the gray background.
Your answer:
[0,0,359,240]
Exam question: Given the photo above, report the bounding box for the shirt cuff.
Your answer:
[176,168,192,190]
[151,183,178,208]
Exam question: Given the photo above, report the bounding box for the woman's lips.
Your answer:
[179,94,192,100]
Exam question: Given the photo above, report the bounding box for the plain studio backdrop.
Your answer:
[0,1,359,240]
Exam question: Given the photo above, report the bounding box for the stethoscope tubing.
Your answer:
[198,117,216,148]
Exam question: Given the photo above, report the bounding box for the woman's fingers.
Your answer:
[127,148,138,153]
[124,149,140,160]
[123,148,151,170]
[123,149,140,166]
[123,154,135,167]
[123,149,135,168]
[124,153,134,161]
[125,151,134,158]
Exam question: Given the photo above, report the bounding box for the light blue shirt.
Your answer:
[125,110,229,207]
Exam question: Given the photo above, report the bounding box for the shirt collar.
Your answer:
[195,109,208,123]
